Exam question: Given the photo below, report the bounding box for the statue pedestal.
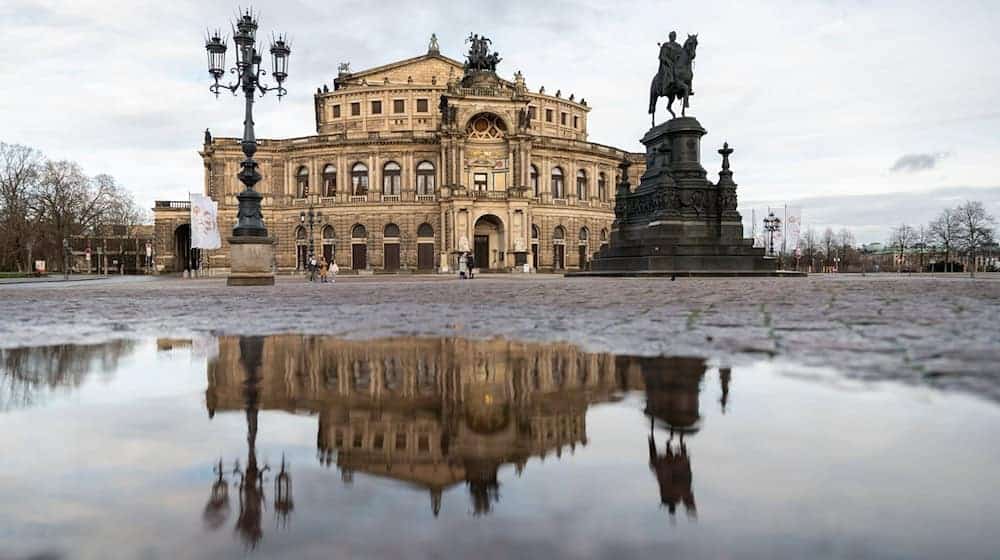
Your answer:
[580,116,800,277]
[227,236,276,286]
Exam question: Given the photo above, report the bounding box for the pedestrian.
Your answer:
[459,252,468,279]
[319,257,328,283]
[329,260,339,283]
[309,255,318,282]
[467,252,475,279]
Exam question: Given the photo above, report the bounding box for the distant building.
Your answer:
[68,225,154,274]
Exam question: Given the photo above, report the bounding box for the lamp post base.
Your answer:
[227,236,276,286]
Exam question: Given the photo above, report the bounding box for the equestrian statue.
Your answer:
[649,31,698,125]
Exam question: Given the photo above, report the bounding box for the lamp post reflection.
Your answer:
[203,336,292,548]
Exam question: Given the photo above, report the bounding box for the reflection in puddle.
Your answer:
[204,336,713,535]
[2,335,999,559]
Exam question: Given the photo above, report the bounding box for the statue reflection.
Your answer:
[205,336,730,520]
[204,336,292,549]
[620,356,711,519]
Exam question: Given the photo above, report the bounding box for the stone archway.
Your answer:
[173,224,199,272]
[473,214,505,271]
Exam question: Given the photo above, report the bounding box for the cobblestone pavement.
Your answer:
[3,273,999,399]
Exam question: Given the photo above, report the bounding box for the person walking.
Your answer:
[308,254,318,282]
[319,257,328,283]
[458,252,468,279]
[467,252,476,279]
[329,260,339,283]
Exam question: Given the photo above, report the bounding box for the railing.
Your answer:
[459,86,503,97]
[155,201,190,209]
[416,194,436,202]
[552,198,568,206]
[349,195,368,203]
[382,194,401,202]
[472,190,507,200]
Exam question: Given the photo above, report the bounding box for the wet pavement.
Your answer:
[1,335,998,560]
[1,274,998,400]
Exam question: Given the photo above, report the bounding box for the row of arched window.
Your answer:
[295,161,436,198]
[295,222,436,240]
[532,225,609,244]
[293,222,606,244]
[295,161,615,201]
[529,166,613,202]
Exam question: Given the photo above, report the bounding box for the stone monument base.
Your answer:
[584,115,803,277]
[227,236,276,286]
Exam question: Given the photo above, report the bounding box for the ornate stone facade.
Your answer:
[154,38,645,273]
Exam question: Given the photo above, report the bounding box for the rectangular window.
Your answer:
[528,106,537,119]
[545,109,553,123]
[474,173,488,191]
[393,99,405,113]
[416,98,428,112]
[573,116,579,129]
[371,100,382,114]
[561,112,568,125]
[332,104,341,118]
[350,102,360,116]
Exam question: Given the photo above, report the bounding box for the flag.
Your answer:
[190,193,221,249]
[783,206,802,252]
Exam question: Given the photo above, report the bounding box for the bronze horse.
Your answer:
[649,34,698,125]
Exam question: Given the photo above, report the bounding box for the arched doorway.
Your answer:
[383,223,401,272]
[322,225,335,265]
[553,226,566,270]
[295,226,308,270]
[417,223,435,271]
[474,214,504,271]
[351,224,368,270]
[173,224,199,272]
[578,227,590,270]
[531,224,540,270]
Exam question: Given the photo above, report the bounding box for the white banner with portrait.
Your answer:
[190,194,221,250]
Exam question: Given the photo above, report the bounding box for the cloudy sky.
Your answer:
[2,0,998,243]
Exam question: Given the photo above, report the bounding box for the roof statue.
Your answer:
[649,31,698,123]
[428,33,440,54]
[337,61,352,76]
[463,33,501,74]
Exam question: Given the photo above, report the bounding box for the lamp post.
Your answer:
[299,207,323,260]
[205,11,289,237]
[763,211,781,257]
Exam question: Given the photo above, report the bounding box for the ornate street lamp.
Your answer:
[763,212,781,257]
[204,10,290,238]
[299,207,322,259]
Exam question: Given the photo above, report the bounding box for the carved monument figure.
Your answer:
[649,32,698,124]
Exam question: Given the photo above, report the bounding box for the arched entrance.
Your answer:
[383,223,401,272]
[351,224,368,270]
[417,223,435,271]
[474,214,504,271]
[173,224,199,272]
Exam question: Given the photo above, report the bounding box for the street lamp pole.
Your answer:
[299,207,323,260]
[763,211,781,258]
[205,10,290,238]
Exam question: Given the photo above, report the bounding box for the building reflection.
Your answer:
[205,336,726,520]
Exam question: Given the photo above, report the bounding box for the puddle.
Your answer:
[1,336,998,559]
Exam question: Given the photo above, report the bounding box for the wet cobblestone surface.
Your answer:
[2,273,999,399]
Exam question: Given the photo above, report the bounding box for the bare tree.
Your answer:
[889,224,916,273]
[836,228,855,270]
[30,160,116,269]
[914,225,930,272]
[821,227,836,271]
[929,207,960,272]
[955,200,996,275]
[800,227,819,272]
[0,143,43,271]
